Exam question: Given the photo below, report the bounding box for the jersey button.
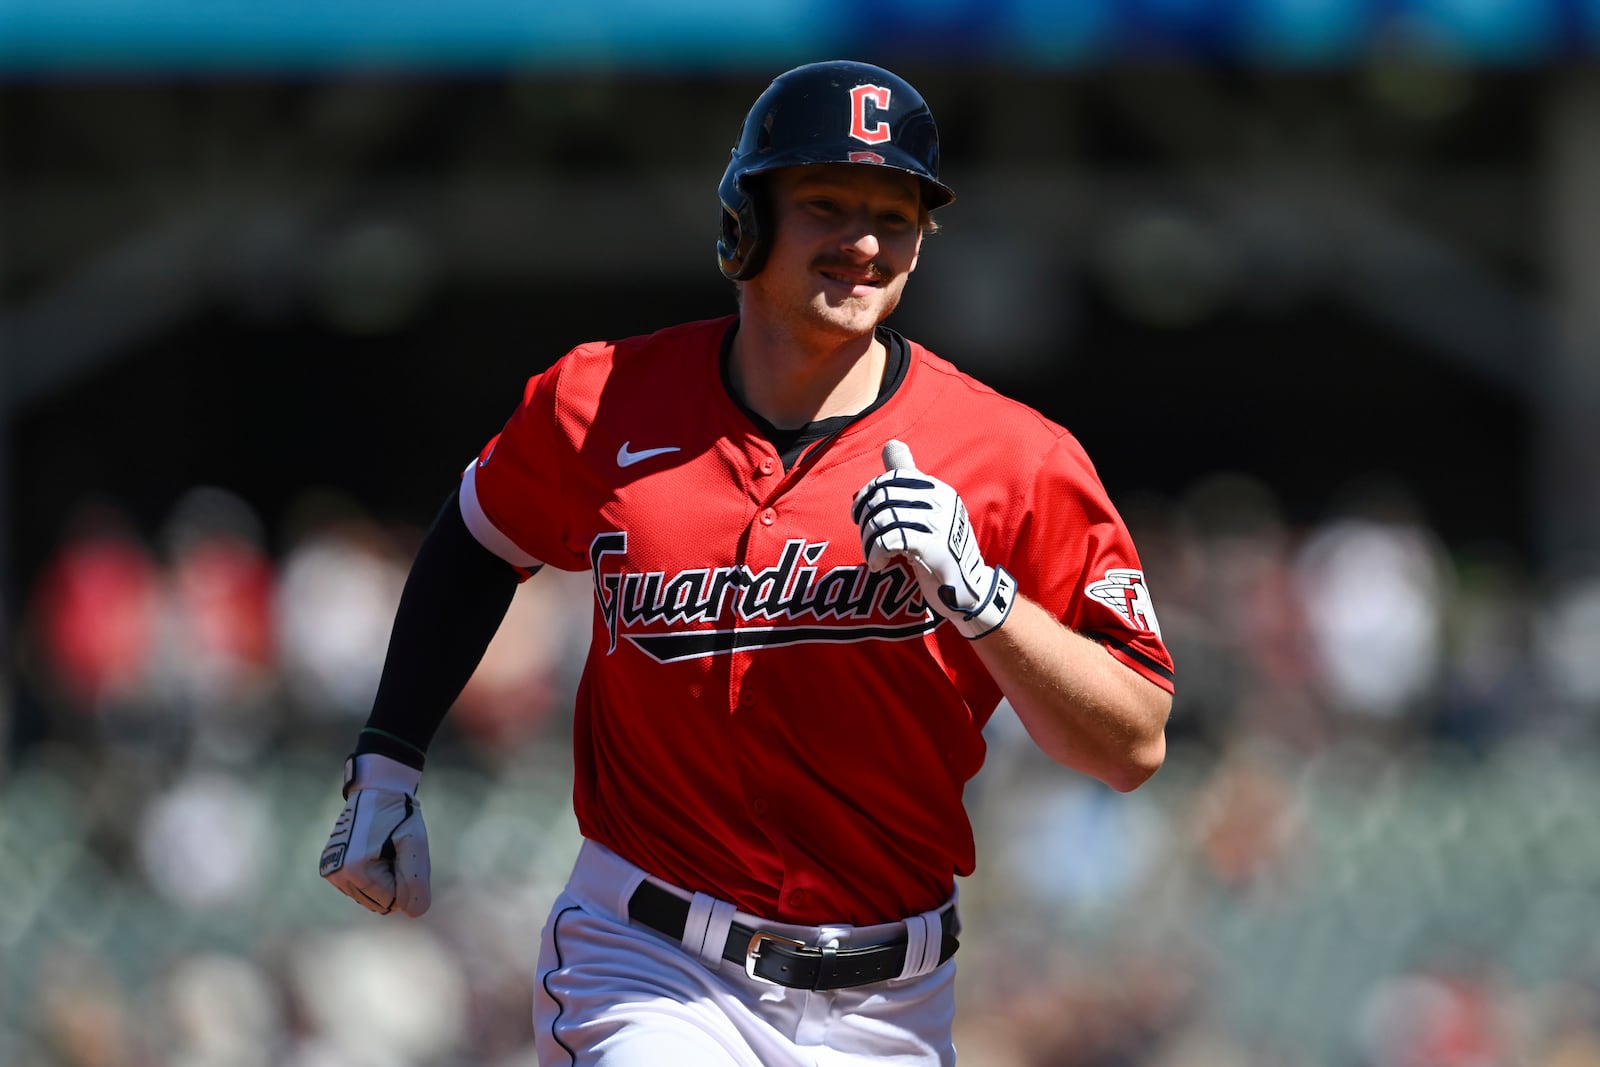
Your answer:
[760,508,777,526]
[788,889,808,908]
[752,798,768,815]
[759,458,775,476]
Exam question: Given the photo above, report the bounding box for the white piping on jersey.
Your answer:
[460,461,545,569]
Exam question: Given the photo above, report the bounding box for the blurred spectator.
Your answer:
[1433,544,1539,752]
[452,570,592,762]
[1535,568,1600,724]
[1354,951,1516,1067]
[286,922,469,1066]
[961,949,1202,1067]
[995,772,1170,916]
[1293,480,1451,736]
[22,498,163,720]
[154,487,280,760]
[136,770,276,912]
[156,951,285,1067]
[273,492,410,724]
[1148,1019,1294,1067]
[1187,737,1310,901]
[429,887,550,1065]
[1179,472,1327,751]
[30,945,149,1067]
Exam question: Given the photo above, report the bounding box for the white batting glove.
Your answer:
[319,753,432,917]
[851,440,1018,640]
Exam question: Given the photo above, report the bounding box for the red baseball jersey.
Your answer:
[461,315,1174,926]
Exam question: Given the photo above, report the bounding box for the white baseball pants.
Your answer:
[533,839,958,1066]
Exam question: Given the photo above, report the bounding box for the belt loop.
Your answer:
[896,908,944,980]
[699,896,738,969]
[679,892,715,961]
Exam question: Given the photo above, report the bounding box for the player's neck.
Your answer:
[728,319,886,431]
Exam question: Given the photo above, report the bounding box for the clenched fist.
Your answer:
[319,754,432,917]
[851,440,1017,640]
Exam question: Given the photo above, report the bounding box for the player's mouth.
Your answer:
[817,261,887,292]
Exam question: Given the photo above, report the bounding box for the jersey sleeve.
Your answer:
[458,356,587,574]
[1015,433,1175,694]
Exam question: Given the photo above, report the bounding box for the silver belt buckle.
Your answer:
[745,930,807,984]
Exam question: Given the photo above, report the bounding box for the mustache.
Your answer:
[812,256,890,282]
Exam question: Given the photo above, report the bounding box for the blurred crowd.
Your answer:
[3,471,1600,1066]
[7,485,589,771]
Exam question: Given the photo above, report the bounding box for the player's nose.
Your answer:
[838,225,880,261]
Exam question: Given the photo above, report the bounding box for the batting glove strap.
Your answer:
[954,564,1017,640]
[343,752,423,799]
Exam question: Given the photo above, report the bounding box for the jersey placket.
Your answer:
[728,437,821,919]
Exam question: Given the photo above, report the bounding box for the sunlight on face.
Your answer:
[745,164,926,343]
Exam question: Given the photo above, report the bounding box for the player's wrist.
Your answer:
[344,753,423,798]
[353,725,429,769]
[952,566,1017,640]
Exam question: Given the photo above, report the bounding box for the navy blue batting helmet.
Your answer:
[716,60,955,281]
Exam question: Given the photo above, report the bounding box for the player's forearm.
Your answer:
[972,595,1171,792]
[355,486,523,768]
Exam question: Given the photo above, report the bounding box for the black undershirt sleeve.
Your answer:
[352,485,526,769]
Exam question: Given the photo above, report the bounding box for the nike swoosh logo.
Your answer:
[617,442,682,467]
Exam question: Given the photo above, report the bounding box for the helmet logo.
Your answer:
[849,84,892,145]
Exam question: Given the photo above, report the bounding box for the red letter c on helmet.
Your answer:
[850,84,892,145]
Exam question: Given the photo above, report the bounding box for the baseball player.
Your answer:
[320,60,1174,1065]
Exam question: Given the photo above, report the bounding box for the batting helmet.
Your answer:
[716,60,956,281]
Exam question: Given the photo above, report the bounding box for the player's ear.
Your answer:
[909,200,939,274]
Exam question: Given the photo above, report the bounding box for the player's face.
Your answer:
[747,164,925,342]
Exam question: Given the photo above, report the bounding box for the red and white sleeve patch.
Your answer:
[1085,568,1162,638]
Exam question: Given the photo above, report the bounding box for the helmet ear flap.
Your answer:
[717,171,770,281]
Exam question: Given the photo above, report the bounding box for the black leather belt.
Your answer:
[627,879,958,990]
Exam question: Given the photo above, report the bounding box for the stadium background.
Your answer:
[5,2,1600,1063]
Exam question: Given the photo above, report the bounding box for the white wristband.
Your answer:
[346,753,423,796]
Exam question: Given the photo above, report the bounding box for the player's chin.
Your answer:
[816,289,900,329]
[810,308,886,343]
